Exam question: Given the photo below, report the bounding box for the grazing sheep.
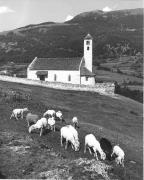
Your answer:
[100,137,113,161]
[26,113,39,127]
[111,145,125,167]
[72,116,79,129]
[48,117,56,132]
[55,111,64,122]
[10,108,29,120]
[84,134,106,160]
[60,125,80,151]
[43,109,56,118]
[68,125,79,142]
[29,117,48,136]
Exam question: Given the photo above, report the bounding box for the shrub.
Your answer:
[97,66,111,71]
[117,68,123,74]
[114,81,143,103]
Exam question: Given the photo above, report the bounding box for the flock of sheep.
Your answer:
[10,107,125,167]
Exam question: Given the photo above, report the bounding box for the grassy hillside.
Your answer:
[0,80,142,179]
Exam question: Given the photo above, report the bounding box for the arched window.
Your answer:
[87,46,90,50]
[86,40,90,45]
[54,74,57,81]
[85,77,88,81]
[68,75,71,81]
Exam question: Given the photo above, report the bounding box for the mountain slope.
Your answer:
[0,8,143,65]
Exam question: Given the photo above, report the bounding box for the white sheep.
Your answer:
[43,109,56,118]
[60,125,80,151]
[10,108,29,120]
[28,117,48,136]
[111,145,125,167]
[72,116,79,129]
[48,117,56,132]
[84,134,106,160]
[68,125,79,143]
[55,111,64,122]
[26,113,39,127]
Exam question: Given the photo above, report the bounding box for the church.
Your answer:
[27,34,96,86]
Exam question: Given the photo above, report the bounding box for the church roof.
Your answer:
[84,33,93,40]
[80,58,95,77]
[28,57,82,71]
[80,66,95,77]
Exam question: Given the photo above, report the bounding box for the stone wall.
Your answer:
[0,75,115,94]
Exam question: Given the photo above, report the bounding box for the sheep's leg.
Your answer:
[75,122,78,129]
[88,147,92,154]
[121,159,124,167]
[95,152,98,160]
[40,127,43,136]
[115,158,119,165]
[26,119,29,127]
[71,143,74,150]
[76,123,79,128]
[21,112,23,119]
[15,114,19,121]
[10,112,14,119]
[53,125,55,132]
[27,120,30,127]
[65,140,68,150]
[74,123,76,129]
[84,143,87,153]
[60,135,63,147]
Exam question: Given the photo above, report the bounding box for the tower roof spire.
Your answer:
[84,33,93,40]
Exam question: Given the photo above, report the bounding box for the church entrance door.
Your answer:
[39,75,45,81]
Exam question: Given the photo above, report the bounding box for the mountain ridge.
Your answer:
[0,8,143,65]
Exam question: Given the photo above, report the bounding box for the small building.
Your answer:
[27,34,95,85]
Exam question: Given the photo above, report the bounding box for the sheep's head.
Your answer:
[115,157,121,165]
[56,111,63,119]
[73,140,80,151]
[28,125,35,133]
[24,108,29,112]
[72,117,78,123]
[59,115,63,120]
[101,152,106,160]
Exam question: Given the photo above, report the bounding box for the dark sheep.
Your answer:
[26,113,39,127]
[100,137,113,161]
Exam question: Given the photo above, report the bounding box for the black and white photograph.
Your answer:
[0,0,143,179]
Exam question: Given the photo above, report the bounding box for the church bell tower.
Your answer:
[84,33,93,72]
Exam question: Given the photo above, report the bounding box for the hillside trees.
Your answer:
[103,41,137,58]
[114,81,143,103]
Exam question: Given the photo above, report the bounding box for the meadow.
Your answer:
[0,80,142,179]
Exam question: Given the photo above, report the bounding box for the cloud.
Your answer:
[65,15,73,22]
[121,0,141,2]
[0,6,15,14]
[102,6,112,12]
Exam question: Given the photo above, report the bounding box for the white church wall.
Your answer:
[27,69,39,80]
[81,76,95,86]
[45,70,80,84]
[27,69,80,84]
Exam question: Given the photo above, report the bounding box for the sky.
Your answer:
[0,0,143,32]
